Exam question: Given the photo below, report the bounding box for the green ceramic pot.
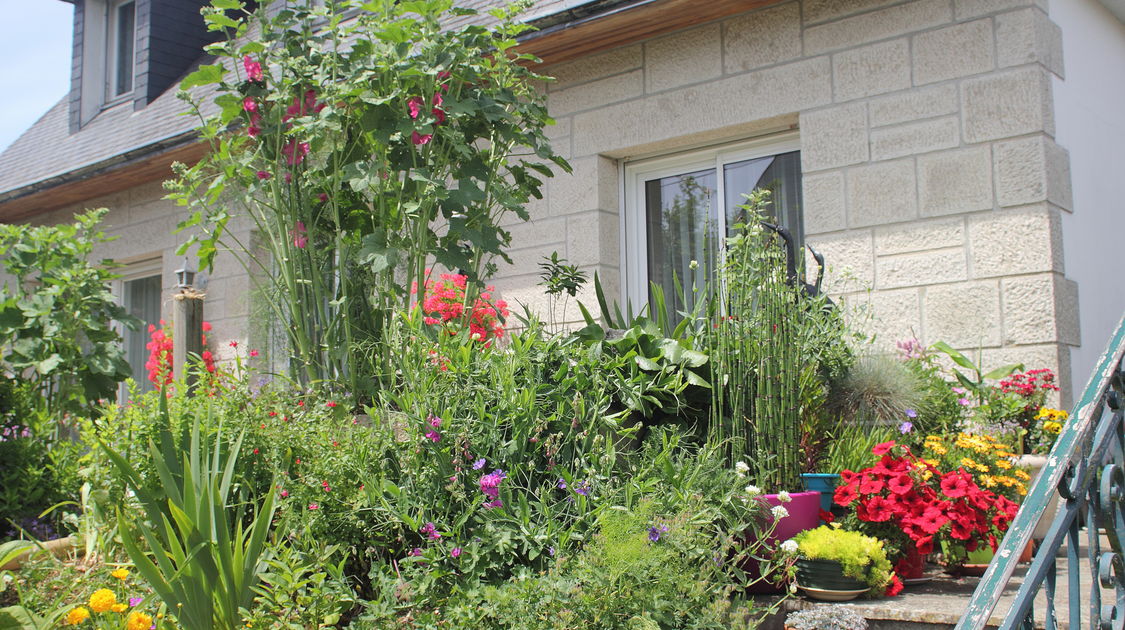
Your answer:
[795,558,869,591]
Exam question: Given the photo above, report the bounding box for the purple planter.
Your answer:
[761,490,822,543]
[742,490,822,593]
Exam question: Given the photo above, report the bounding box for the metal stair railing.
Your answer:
[957,313,1125,630]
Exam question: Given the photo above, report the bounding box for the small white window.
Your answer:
[107,0,136,98]
[117,260,163,399]
[622,133,803,314]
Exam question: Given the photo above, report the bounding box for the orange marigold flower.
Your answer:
[127,611,153,630]
[88,588,116,613]
[66,606,90,625]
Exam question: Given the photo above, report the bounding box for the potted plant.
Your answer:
[785,605,868,630]
[832,441,1020,574]
[791,526,899,601]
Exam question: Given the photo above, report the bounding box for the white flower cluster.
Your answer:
[777,490,791,503]
[771,505,789,520]
[734,461,750,477]
[780,539,798,554]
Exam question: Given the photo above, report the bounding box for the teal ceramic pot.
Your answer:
[800,473,840,513]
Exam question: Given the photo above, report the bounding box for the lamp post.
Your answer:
[172,258,204,392]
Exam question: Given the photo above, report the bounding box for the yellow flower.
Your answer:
[980,475,997,488]
[995,460,1012,470]
[111,603,128,613]
[88,588,116,613]
[126,611,153,630]
[1044,421,1063,434]
[66,607,90,625]
[930,445,949,455]
[111,568,130,581]
[1015,469,1031,481]
[961,457,978,469]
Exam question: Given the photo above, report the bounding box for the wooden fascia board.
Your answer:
[518,0,786,67]
[0,140,208,223]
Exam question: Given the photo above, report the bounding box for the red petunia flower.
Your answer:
[834,484,859,507]
[872,440,897,456]
[885,575,903,597]
[888,473,914,495]
[859,475,885,495]
[940,471,972,498]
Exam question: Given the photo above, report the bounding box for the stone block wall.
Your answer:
[39,181,257,365]
[494,0,1079,400]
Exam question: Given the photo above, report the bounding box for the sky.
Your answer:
[0,0,74,153]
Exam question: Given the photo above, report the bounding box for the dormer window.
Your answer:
[108,0,136,98]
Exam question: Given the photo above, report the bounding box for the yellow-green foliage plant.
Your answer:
[793,526,894,595]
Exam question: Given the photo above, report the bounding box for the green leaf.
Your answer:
[211,0,242,9]
[983,363,1024,380]
[33,354,62,375]
[181,64,226,90]
[932,341,975,371]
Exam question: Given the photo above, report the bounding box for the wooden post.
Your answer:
[173,288,205,391]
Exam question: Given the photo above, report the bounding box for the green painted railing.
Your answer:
[957,313,1125,630]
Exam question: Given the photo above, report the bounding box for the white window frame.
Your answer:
[105,0,136,101]
[114,258,164,401]
[621,132,801,310]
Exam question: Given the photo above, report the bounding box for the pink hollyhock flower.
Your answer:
[282,140,310,166]
[408,96,424,119]
[431,93,445,124]
[279,489,288,498]
[411,131,432,146]
[256,170,271,181]
[242,97,257,113]
[243,55,264,82]
[291,221,308,249]
[318,192,328,203]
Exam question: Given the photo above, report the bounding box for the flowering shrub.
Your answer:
[417,273,510,346]
[171,0,567,395]
[143,320,215,386]
[833,441,1019,566]
[1027,407,1069,455]
[920,432,1029,502]
[975,368,1060,453]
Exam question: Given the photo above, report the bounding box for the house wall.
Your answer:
[492,0,1080,401]
[37,181,257,363]
[1050,0,1125,395]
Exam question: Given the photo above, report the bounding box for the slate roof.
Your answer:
[0,0,597,200]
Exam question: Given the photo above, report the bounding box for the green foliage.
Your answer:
[0,208,136,416]
[794,526,893,594]
[819,422,896,475]
[170,0,569,394]
[245,542,357,629]
[930,341,1022,406]
[899,352,965,439]
[708,191,854,490]
[101,395,276,630]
